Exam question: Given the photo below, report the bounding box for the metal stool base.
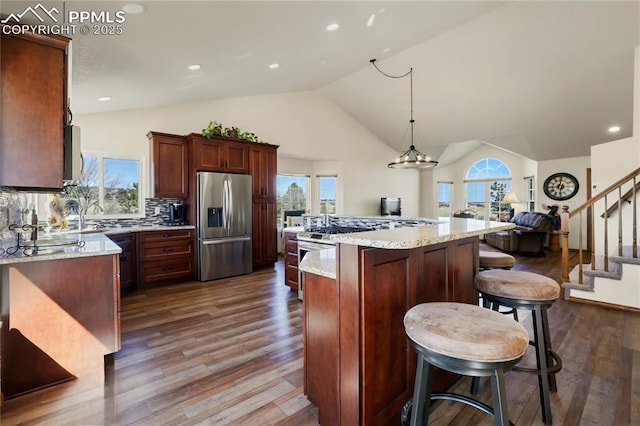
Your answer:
[405,340,522,426]
[471,293,561,425]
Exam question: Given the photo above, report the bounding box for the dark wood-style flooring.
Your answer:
[2,247,639,425]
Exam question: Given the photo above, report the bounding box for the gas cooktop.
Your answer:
[304,225,377,235]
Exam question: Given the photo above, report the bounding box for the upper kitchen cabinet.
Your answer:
[147,132,188,199]
[249,144,277,199]
[0,30,70,190]
[188,134,249,174]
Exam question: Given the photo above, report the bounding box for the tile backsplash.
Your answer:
[0,187,185,229]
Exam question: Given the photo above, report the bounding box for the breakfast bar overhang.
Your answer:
[300,218,514,425]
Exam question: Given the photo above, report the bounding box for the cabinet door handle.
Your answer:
[162,233,171,237]
[163,248,174,253]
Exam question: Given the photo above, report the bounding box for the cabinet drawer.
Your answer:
[138,240,193,262]
[285,264,298,289]
[283,232,298,244]
[138,258,194,283]
[138,229,193,243]
[285,252,298,267]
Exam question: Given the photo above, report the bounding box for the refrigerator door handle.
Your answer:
[202,236,251,244]
[228,178,234,230]
[222,179,229,229]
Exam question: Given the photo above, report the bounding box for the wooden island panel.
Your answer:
[1,255,120,399]
[304,235,479,425]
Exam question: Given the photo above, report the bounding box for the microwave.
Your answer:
[63,125,83,184]
[380,197,401,216]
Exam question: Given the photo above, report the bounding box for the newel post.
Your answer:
[560,206,571,283]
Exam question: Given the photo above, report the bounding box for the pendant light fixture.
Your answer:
[370,59,438,169]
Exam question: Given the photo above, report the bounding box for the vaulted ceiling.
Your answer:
[2,1,638,163]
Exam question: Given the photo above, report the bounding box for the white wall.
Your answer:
[76,90,423,218]
[590,137,639,253]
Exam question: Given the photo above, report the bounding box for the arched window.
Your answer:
[465,158,513,221]
[466,158,511,180]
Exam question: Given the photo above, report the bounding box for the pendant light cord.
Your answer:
[370,59,415,148]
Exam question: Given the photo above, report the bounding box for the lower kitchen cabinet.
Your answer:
[108,233,137,296]
[283,230,299,290]
[137,229,195,286]
[252,201,278,268]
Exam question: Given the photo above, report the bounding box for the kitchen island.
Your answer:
[0,233,121,401]
[299,217,514,425]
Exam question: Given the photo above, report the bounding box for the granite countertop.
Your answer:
[103,224,195,235]
[329,217,514,249]
[282,226,303,233]
[0,233,121,265]
[298,248,336,279]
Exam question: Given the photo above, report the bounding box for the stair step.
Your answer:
[562,246,640,300]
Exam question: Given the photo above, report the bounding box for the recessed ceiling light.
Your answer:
[98,96,111,102]
[367,14,376,27]
[326,23,339,32]
[608,125,621,133]
[269,63,280,69]
[188,64,201,71]
[122,3,146,14]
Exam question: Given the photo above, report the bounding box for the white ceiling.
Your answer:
[2,1,639,163]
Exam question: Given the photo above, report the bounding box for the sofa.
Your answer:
[485,211,554,255]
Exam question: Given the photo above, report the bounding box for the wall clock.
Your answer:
[543,172,579,201]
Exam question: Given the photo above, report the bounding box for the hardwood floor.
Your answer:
[2,248,639,425]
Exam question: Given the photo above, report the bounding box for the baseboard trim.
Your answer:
[567,296,640,313]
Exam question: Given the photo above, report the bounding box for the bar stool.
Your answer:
[479,251,518,320]
[479,251,516,270]
[402,302,529,426]
[474,270,562,425]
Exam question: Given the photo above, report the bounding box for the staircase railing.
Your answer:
[560,167,640,283]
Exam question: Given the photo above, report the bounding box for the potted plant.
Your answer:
[239,131,258,142]
[224,126,240,139]
[202,121,223,138]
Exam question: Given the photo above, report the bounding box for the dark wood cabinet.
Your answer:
[0,30,69,190]
[137,229,194,286]
[252,201,278,267]
[249,143,278,269]
[249,145,277,198]
[109,233,137,296]
[283,230,299,290]
[304,236,479,425]
[147,132,188,198]
[188,134,249,174]
[1,255,120,398]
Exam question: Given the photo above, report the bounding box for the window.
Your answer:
[61,155,142,217]
[465,158,512,220]
[318,175,337,214]
[437,182,453,217]
[277,174,309,224]
[524,176,535,212]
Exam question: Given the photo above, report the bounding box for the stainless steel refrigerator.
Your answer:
[196,171,252,281]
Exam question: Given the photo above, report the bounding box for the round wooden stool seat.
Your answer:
[475,269,560,301]
[479,251,516,270]
[404,302,528,362]
[473,270,562,425]
[403,302,529,425]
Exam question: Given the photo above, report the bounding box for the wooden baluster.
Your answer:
[560,206,570,283]
[604,195,609,272]
[634,176,637,258]
[578,210,583,284]
[618,186,623,256]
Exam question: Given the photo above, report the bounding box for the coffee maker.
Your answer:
[166,202,187,225]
